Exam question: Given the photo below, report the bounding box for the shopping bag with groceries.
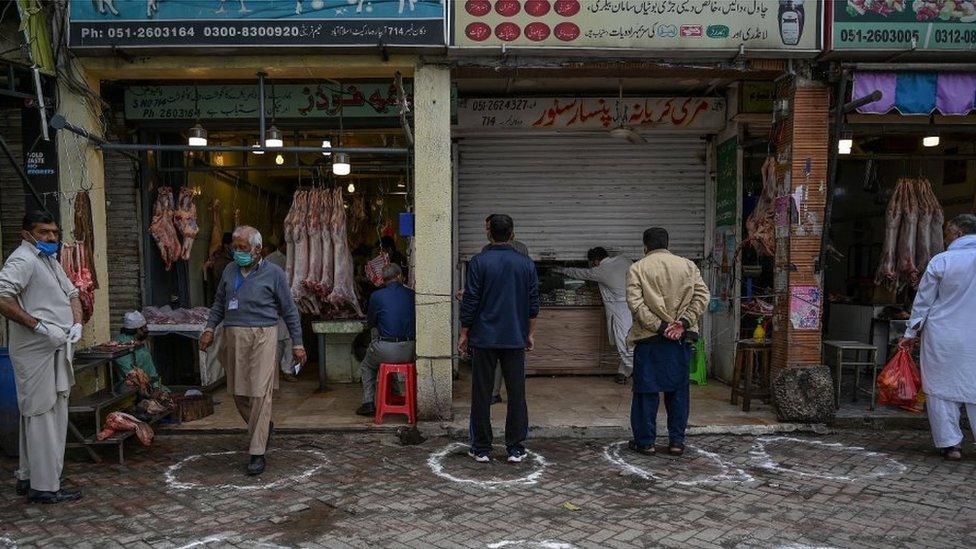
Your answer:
[877,348,922,409]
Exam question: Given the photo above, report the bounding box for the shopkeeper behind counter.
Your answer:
[114,311,168,391]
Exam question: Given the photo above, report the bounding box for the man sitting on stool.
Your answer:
[356,264,416,416]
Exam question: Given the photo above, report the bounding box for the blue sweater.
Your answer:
[461,244,540,350]
[367,282,416,340]
[206,261,303,346]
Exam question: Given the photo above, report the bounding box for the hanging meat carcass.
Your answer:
[174,187,200,261]
[739,156,778,258]
[149,187,182,270]
[289,190,313,311]
[60,243,94,323]
[283,193,297,283]
[874,177,946,291]
[302,189,324,301]
[72,190,98,289]
[327,188,364,317]
[203,199,222,281]
[318,189,335,300]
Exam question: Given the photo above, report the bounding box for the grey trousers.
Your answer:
[16,393,68,492]
[360,339,415,404]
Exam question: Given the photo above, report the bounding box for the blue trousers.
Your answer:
[630,384,690,447]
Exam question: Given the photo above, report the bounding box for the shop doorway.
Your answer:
[120,117,415,429]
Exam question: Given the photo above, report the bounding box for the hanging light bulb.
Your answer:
[347,182,356,193]
[837,130,853,155]
[332,152,351,176]
[187,123,208,146]
[275,153,285,165]
[251,143,265,155]
[265,125,283,148]
[922,133,940,147]
[321,139,332,156]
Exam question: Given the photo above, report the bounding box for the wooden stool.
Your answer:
[730,341,772,412]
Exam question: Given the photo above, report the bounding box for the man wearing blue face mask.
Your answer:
[200,225,304,476]
[0,211,84,504]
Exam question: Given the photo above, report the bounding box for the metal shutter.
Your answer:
[458,135,707,262]
[0,109,25,259]
[104,111,144,334]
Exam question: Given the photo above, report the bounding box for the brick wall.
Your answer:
[772,80,830,379]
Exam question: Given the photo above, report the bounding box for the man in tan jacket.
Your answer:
[626,227,709,457]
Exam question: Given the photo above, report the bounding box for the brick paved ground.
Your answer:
[1,430,975,548]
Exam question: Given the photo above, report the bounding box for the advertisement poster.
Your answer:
[456,96,726,131]
[833,0,976,51]
[70,0,445,48]
[789,285,822,330]
[125,83,413,120]
[715,137,738,228]
[453,0,821,51]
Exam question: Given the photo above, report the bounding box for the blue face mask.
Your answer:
[233,250,254,267]
[30,235,59,257]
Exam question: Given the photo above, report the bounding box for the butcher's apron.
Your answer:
[632,337,692,394]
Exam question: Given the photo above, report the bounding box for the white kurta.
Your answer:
[905,234,976,403]
[558,256,634,374]
[0,241,77,416]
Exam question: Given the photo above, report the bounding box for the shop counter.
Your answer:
[527,306,618,376]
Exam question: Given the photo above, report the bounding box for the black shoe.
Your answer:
[628,440,656,456]
[15,479,29,496]
[615,374,628,385]
[356,402,376,416]
[282,373,299,383]
[246,454,266,476]
[491,394,503,405]
[27,488,82,504]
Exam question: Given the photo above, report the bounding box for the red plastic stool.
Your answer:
[374,362,417,425]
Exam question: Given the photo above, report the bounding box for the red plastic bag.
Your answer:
[365,251,389,287]
[877,348,921,408]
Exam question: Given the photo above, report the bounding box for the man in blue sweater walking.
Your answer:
[459,214,540,463]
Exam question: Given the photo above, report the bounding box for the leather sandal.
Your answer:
[628,441,655,456]
[668,443,685,456]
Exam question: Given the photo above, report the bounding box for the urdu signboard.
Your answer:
[452,0,822,52]
[69,0,446,48]
[832,0,976,51]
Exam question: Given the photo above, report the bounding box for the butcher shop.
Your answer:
[821,68,976,411]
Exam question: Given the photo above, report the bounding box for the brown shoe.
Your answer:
[668,443,685,456]
[628,440,655,456]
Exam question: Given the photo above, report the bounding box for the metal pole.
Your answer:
[49,114,142,162]
[842,90,882,113]
[818,69,849,275]
[842,62,976,72]
[95,143,410,155]
[258,72,267,147]
[31,67,49,142]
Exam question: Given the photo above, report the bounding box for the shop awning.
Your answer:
[853,72,976,116]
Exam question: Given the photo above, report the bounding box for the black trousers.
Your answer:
[470,347,528,454]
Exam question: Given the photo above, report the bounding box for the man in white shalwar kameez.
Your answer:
[0,212,84,503]
[902,214,976,461]
[556,247,634,384]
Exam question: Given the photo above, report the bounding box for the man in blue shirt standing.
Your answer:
[459,214,540,463]
[356,264,416,416]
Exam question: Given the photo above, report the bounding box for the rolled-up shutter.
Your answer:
[458,135,707,262]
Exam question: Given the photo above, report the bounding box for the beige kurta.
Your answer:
[0,241,77,416]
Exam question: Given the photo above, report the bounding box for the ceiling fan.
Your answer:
[607,81,647,145]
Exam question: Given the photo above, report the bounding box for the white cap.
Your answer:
[123,311,147,330]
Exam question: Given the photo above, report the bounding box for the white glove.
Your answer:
[35,321,69,346]
[68,323,83,344]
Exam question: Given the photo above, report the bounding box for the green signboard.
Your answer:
[715,137,738,228]
[833,1,976,51]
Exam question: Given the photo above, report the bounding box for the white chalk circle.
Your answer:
[488,542,577,549]
[603,440,754,486]
[165,448,330,491]
[427,442,548,488]
[750,436,908,482]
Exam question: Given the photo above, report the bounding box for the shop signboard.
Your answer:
[833,0,976,51]
[715,137,738,228]
[456,96,726,132]
[741,81,775,114]
[69,0,445,48]
[125,83,414,120]
[789,285,822,330]
[453,0,821,51]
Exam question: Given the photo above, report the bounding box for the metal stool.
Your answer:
[823,340,880,410]
[730,340,772,412]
